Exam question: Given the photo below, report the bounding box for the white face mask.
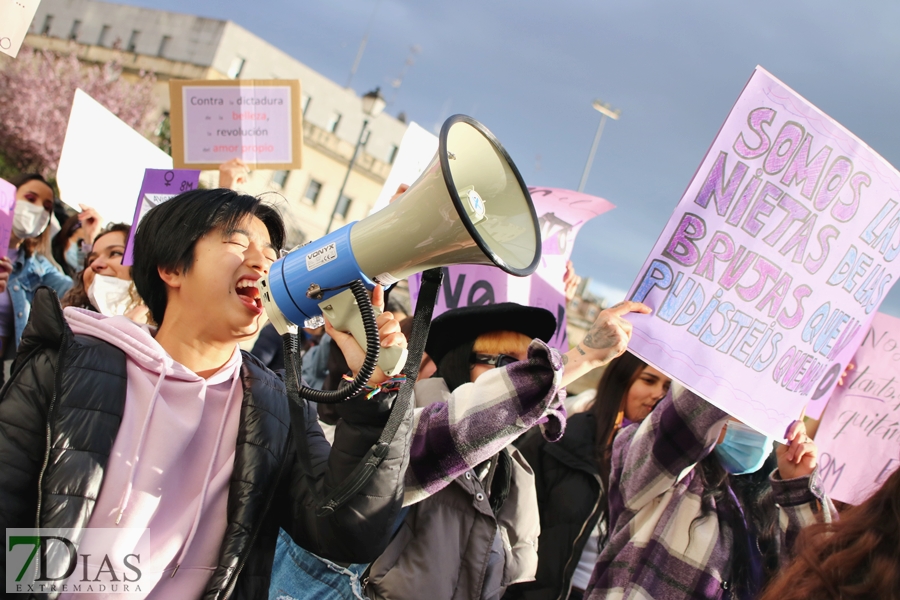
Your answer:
[88,274,134,317]
[12,201,51,240]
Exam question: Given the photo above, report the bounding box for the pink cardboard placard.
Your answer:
[814,312,900,504]
[409,187,615,352]
[122,169,200,266]
[625,66,900,439]
[0,177,16,255]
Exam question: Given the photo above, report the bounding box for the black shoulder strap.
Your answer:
[316,268,444,516]
[281,270,445,516]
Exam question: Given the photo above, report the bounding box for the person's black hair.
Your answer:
[10,173,51,190]
[694,451,780,597]
[434,340,476,392]
[132,188,285,325]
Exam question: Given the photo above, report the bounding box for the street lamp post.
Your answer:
[577,99,621,193]
[326,87,387,234]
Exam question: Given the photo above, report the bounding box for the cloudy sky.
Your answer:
[119,0,900,313]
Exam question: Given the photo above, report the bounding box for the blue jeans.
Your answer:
[269,528,369,600]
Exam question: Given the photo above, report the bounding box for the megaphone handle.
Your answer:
[319,289,409,377]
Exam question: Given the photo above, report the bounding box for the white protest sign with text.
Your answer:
[626,66,900,439]
[0,0,41,58]
[169,79,302,170]
[57,89,172,225]
[815,312,900,504]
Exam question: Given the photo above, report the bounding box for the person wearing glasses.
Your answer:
[364,302,562,600]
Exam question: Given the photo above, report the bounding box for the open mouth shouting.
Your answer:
[235,277,263,315]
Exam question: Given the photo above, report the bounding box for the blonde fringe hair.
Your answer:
[472,330,532,356]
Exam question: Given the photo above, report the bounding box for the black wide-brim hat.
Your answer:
[425,302,557,364]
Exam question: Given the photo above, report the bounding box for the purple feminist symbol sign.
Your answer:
[123,169,200,266]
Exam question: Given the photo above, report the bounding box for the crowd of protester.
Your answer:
[0,164,897,600]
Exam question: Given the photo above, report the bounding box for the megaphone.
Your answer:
[258,114,541,377]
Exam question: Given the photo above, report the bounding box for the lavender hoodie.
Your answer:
[61,308,244,599]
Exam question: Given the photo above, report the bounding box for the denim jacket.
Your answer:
[7,251,72,347]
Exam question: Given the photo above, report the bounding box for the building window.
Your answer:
[157,35,171,57]
[41,15,53,36]
[304,180,322,204]
[97,25,110,46]
[301,94,311,115]
[126,30,140,53]
[334,195,352,219]
[69,20,81,41]
[325,112,341,133]
[388,145,399,165]
[271,170,289,188]
[227,56,246,79]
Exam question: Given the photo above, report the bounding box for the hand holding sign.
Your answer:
[776,419,818,480]
[561,301,653,387]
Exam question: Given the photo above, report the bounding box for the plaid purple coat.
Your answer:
[586,388,835,600]
[403,339,567,505]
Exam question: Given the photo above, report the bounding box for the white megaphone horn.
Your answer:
[258,114,541,378]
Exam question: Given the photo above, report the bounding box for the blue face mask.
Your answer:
[64,241,87,272]
[714,421,774,475]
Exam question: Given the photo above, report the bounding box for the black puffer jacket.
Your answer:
[0,288,412,599]
[504,412,604,600]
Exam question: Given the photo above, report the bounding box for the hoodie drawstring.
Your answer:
[172,370,241,577]
[116,372,167,525]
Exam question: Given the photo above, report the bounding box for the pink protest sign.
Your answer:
[409,187,614,351]
[123,169,200,266]
[169,80,302,170]
[0,177,16,255]
[814,312,900,504]
[626,66,900,439]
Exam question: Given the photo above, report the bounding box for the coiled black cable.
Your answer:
[282,279,379,404]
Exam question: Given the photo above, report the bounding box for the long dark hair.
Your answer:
[694,450,780,597]
[592,352,647,487]
[759,467,900,600]
[51,213,84,277]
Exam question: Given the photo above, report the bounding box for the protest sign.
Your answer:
[625,66,900,439]
[0,0,41,58]
[409,187,615,351]
[370,122,439,215]
[814,312,900,504]
[57,89,173,225]
[122,169,200,266]
[0,177,16,255]
[169,79,302,170]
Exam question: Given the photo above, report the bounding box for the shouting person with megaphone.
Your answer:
[0,188,414,598]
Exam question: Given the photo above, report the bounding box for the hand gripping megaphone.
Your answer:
[258,115,541,383]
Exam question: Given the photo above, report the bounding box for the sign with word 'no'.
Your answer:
[815,312,900,505]
[0,0,41,58]
[409,187,614,352]
[626,66,900,440]
[169,79,303,170]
